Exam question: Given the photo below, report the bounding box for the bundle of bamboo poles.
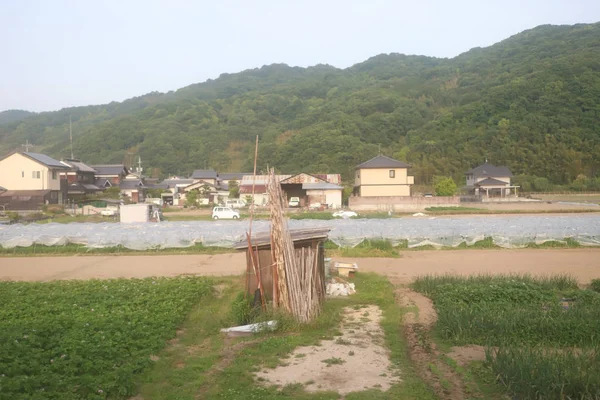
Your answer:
[267,169,323,322]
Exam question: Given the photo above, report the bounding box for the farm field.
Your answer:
[2,252,600,399]
[410,274,600,399]
[0,277,214,399]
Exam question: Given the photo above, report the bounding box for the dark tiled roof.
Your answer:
[91,165,128,176]
[191,169,217,179]
[356,155,411,169]
[475,178,510,186]
[146,183,169,190]
[466,163,513,177]
[23,152,68,169]
[119,180,146,189]
[68,183,102,193]
[218,172,251,181]
[61,159,96,172]
[94,179,112,187]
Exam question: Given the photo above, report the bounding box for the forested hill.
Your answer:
[1,22,599,186]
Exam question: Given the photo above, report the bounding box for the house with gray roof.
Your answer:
[465,162,517,197]
[0,151,69,208]
[60,159,102,199]
[91,164,129,185]
[354,155,414,197]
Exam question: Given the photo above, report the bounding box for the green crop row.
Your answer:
[412,274,600,399]
[0,277,213,399]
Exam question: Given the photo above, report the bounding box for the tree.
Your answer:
[185,190,198,207]
[433,176,457,196]
[228,180,240,198]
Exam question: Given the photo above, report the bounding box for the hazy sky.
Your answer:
[1,0,599,112]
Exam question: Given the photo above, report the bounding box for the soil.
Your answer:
[447,345,487,366]
[255,305,400,395]
[398,288,469,400]
[2,248,599,284]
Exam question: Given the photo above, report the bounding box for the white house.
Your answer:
[465,162,517,197]
[0,152,69,208]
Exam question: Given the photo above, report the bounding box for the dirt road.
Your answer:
[1,249,599,284]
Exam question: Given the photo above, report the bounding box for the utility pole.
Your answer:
[69,115,74,159]
[21,140,34,152]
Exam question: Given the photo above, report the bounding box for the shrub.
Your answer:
[590,279,600,293]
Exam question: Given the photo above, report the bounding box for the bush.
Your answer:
[590,279,600,293]
[230,292,260,325]
[432,176,457,196]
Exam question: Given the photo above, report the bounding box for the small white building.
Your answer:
[120,203,161,223]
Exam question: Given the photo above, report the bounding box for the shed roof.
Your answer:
[466,162,513,177]
[233,228,331,249]
[475,177,510,186]
[22,152,68,169]
[119,180,146,189]
[302,182,343,190]
[0,190,51,197]
[356,155,411,169]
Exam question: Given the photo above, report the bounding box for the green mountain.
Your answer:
[2,23,599,188]
[0,110,36,125]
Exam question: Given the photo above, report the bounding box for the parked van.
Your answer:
[225,199,247,209]
[288,197,300,207]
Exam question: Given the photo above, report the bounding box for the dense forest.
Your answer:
[1,23,600,189]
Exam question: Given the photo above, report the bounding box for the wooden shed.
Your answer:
[234,228,330,303]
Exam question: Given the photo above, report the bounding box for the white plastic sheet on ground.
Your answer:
[0,215,599,250]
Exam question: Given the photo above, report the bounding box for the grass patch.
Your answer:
[425,206,485,213]
[413,274,600,399]
[0,277,214,399]
[0,243,235,257]
[589,279,600,293]
[137,273,435,399]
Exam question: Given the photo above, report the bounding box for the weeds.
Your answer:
[590,279,600,293]
[413,274,600,399]
[321,357,345,366]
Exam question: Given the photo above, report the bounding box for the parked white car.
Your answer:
[332,210,358,218]
[288,197,300,207]
[212,206,240,220]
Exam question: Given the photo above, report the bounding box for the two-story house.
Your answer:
[354,155,414,197]
[91,164,129,188]
[60,159,102,200]
[465,162,515,197]
[0,152,69,209]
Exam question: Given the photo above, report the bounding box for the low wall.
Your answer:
[349,196,460,211]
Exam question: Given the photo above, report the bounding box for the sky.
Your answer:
[1,0,599,112]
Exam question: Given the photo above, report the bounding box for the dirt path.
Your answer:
[397,288,469,400]
[1,248,599,283]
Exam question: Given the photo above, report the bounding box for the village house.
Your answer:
[0,152,69,209]
[190,169,217,186]
[465,162,518,197]
[59,159,102,200]
[354,155,414,197]
[91,164,129,188]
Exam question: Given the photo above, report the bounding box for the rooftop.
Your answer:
[91,165,129,176]
[475,177,510,186]
[191,169,217,179]
[233,228,331,249]
[61,159,96,172]
[22,152,68,169]
[356,155,411,169]
[466,162,513,177]
[218,172,251,181]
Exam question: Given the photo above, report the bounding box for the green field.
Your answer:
[0,277,213,399]
[413,274,600,399]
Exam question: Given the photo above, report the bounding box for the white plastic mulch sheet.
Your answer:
[0,215,599,250]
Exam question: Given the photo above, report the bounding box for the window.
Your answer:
[21,171,24,178]
[389,170,395,178]
[32,171,41,179]
[52,171,57,179]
